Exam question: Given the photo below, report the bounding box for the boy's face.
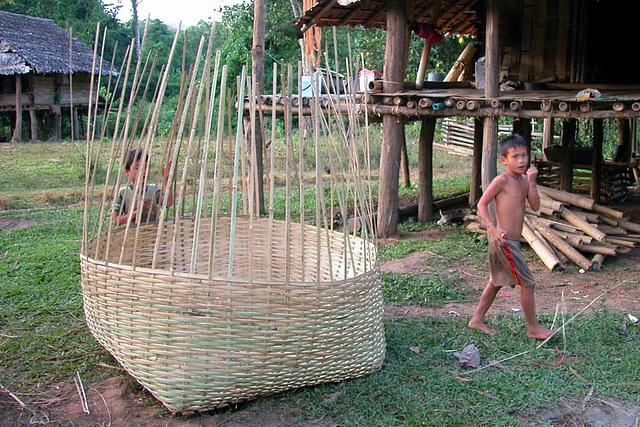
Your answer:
[125,159,147,184]
[500,145,528,175]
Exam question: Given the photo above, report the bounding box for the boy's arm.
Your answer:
[477,174,507,245]
[113,210,135,226]
[526,165,540,211]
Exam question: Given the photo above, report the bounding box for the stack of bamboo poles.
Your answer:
[467,185,640,271]
[79,24,385,413]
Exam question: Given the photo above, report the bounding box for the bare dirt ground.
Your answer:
[382,244,640,319]
[1,203,639,426]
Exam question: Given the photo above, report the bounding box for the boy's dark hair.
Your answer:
[124,149,148,171]
[499,134,529,157]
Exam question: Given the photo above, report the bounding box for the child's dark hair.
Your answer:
[124,149,148,171]
[499,134,529,157]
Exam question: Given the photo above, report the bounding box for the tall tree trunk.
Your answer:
[251,0,266,215]
[132,0,140,60]
[377,0,408,237]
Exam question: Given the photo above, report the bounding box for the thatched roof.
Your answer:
[296,0,479,36]
[0,10,114,76]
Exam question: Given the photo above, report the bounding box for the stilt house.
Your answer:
[0,11,114,142]
[292,0,639,237]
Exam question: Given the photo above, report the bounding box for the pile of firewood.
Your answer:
[466,186,640,271]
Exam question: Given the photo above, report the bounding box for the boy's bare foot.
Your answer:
[527,325,555,340]
[468,320,497,336]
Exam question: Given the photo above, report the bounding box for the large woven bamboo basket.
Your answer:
[81,216,384,412]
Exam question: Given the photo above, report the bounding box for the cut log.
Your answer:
[590,254,605,270]
[532,220,593,270]
[596,224,627,235]
[560,209,607,242]
[592,204,624,219]
[605,237,636,248]
[522,222,561,271]
[579,244,617,256]
[599,216,618,227]
[616,218,640,233]
[538,185,595,210]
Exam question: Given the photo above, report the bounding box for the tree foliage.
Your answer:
[1,0,476,136]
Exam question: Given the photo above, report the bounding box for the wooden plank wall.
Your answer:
[0,74,92,108]
[517,0,575,83]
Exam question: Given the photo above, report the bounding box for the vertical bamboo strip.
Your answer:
[298,62,306,281]
[228,65,248,278]
[284,64,293,286]
[207,65,228,279]
[168,36,208,270]
[191,45,220,275]
[267,62,277,280]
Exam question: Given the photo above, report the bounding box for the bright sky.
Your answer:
[116,0,245,28]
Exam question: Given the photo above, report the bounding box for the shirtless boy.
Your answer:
[468,134,554,339]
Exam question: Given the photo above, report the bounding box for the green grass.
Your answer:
[1,206,639,426]
[379,228,487,266]
[0,208,113,393]
[382,272,468,306]
[280,312,640,426]
[2,142,639,425]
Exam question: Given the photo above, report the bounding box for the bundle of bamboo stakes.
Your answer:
[467,185,640,271]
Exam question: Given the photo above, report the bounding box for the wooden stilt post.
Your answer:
[470,118,483,205]
[377,0,408,237]
[519,118,532,162]
[418,117,436,222]
[560,118,576,192]
[72,107,79,141]
[29,110,37,141]
[614,118,631,163]
[481,0,499,193]
[400,129,410,187]
[632,118,637,155]
[590,118,603,202]
[53,107,61,140]
[542,117,554,160]
[13,75,22,142]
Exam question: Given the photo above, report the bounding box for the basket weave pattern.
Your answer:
[81,217,384,412]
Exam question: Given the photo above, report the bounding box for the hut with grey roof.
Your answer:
[0,10,114,142]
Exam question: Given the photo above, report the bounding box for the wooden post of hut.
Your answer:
[29,110,37,141]
[542,117,554,160]
[614,118,631,163]
[469,118,484,205]
[513,118,533,164]
[418,117,436,222]
[377,0,409,237]
[560,118,576,192]
[591,118,603,202]
[52,106,62,140]
[400,130,411,188]
[481,0,499,193]
[12,75,22,142]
